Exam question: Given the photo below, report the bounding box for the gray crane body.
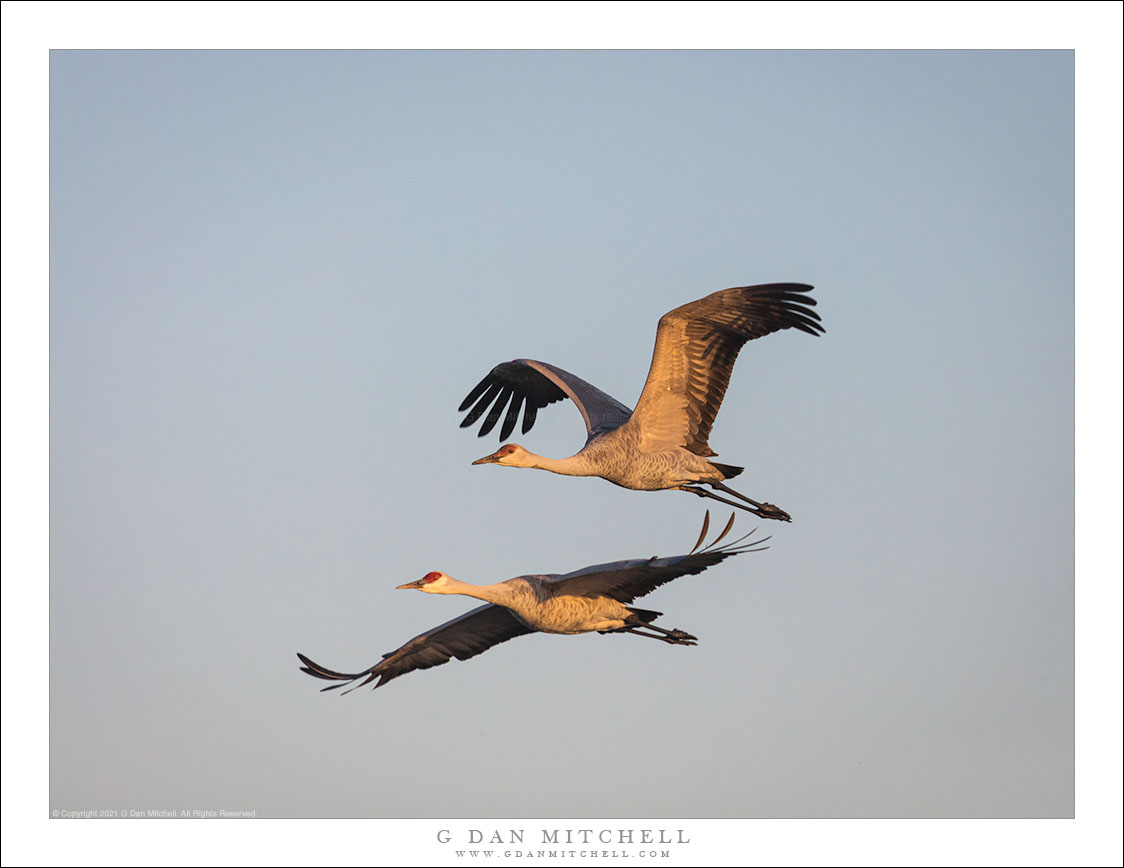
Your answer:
[422,574,646,635]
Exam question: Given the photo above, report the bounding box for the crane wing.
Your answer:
[548,525,769,604]
[629,283,823,456]
[459,358,632,443]
[298,603,533,692]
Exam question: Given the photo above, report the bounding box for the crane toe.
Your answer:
[757,503,792,522]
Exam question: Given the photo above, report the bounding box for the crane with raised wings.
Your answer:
[460,283,823,522]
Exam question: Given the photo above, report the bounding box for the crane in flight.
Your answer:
[459,283,823,522]
[298,512,767,693]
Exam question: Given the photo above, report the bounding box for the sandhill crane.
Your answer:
[459,283,823,522]
[298,512,767,693]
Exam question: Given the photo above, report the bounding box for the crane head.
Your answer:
[471,443,532,467]
[396,571,454,593]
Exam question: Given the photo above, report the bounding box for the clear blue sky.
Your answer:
[4,5,1123,866]
[49,43,1075,811]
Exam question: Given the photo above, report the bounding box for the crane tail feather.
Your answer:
[708,461,744,480]
[625,606,664,623]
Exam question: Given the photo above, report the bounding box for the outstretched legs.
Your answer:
[607,624,699,646]
[678,481,792,522]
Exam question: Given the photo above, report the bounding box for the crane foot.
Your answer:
[755,502,792,522]
[679,484,793,522]
[614,625,698,646]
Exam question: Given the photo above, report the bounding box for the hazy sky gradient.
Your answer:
[4,8,1120,864]
[48,46,1076,814]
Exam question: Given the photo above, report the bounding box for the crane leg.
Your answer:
[678,483,792,522]
[612,625,698,646]
[710,481,792,522]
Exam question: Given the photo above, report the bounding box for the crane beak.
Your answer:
[471,451,501,465]
[395,579,425,590]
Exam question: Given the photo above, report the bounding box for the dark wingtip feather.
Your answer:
[458,374,494,412]
[690,510,711,555]
[711,512,737,547]
[477,387,512,437]
[297,651,366,684]
[499,392,524,440]
[522,401,539,434]
[460,382,503,428]
[772,285,825,335]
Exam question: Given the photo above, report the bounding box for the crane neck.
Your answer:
[434,576,526,608]
[522,450,598,478]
